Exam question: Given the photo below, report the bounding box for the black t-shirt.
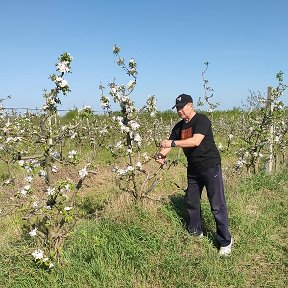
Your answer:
[169,113,221,172]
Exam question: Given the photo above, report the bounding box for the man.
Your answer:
[155,94,233,256]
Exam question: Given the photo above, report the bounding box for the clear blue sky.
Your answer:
[0,0,287,112]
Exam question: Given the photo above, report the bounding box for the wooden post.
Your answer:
[266,86,274,174]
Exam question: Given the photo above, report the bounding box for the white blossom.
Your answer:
[218,143,224,150]
[24,165,32,173]
[24,184,31,191]
[120,124,130,133]
[32,202,39,208]
[65,184,71,191]
[129,120,140,131]
[32,249,44,260]
[51,151,61,159]
[20,184,31,196]
[100,96,110,109]
[64,206,73,211]
[99,127,108,135]
[127,80,136,90]
[29,228,37,237]
[235,159,244,168]
[55,76,68,88]
[68,150,77,159]
[129,58,136,66]
[79,167,88,179]
[24,176,33,183]
[39,170,46,177]
[114,166,127,176]
[70,132,77,139]
[132,133,142,144]
[56,61,70,73]
[274,135,280,143]
[136,162,142,169]
[115,141,123,149]
[127,166,134,171]
[52,165,58,173]
[47,187,55,196]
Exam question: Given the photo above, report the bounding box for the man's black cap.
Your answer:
[172,94,193,109]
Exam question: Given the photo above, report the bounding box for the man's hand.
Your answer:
[160,139,172,148]
[155,158,166,165]
[154,152,166,166]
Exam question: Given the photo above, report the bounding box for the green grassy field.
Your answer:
[0,161,287,288]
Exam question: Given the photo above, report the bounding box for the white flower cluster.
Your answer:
[128,58,137,76]
[55,76,68,88]
[64,206,73,211]
[24,175,33,183]
[113,162,142,177]
[31,249,54,269]
[51,151,61,159]
[128,120,140,131]
[57,61,70,74]
[131,131,142,146]
[59,182,72,194]
[52,165,58,173]
[127,79,136,90]
[135,161,142,170]
[39,169,46,177]
[29,227,37,237]
[274,135,281,143]
[20,184,31,197]
[114,165,134,176]
[68,150,77,159]
[113,116,127,133]
[112,116,142,146]
[146,95,157,117]
[100,95,110,110]
[79,166,88,179]
[47,186,55,196]
[115,141,123,149]
[99,127,108,135]
[32,249,44,259]
[235,149,263,169]
[56,52,73,74]
[217,143,224,151]
[69,130,77,139]
[43,52,73,111]
[108,83,137,116]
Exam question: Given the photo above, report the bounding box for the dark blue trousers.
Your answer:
[186,164,231,247]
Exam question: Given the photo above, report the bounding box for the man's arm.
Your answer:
[161,133,205,149]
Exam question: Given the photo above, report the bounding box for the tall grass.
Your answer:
[1,167,287,287]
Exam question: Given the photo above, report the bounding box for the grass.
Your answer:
[0,165,287,287]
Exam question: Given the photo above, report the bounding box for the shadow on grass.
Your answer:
[168,193,218,248]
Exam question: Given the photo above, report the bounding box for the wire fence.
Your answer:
[0,107,105,115]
